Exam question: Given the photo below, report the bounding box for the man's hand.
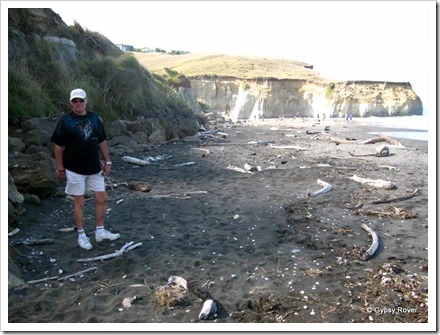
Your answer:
[103,163,112,176]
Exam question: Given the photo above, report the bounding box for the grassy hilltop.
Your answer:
[133,52,327,81]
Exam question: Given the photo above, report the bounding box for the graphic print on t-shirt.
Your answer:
[77,118,93,141]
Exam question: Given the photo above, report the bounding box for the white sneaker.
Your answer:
[95,229,120,242]
[78,235,93,250]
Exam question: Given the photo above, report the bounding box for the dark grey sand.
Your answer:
[7,117,431,331]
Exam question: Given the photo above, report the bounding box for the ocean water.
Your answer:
[355,114,429,141]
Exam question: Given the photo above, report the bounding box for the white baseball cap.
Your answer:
[70,88,87,101]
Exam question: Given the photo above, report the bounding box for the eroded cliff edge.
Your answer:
[181,77,422,121]
[134,53,423,121]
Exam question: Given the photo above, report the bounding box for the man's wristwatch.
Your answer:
[105,161,112,165]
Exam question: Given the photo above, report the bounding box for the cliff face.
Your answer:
[182,77,423,121]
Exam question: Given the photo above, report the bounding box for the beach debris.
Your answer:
[348,145,390,157]
[370,188,419,205]
[127,182,151,192]
[58,227,76,233]
[156,276,218,320]
[116,199,124,205]
[308,179,333,197]
[360,224,379,261]
[226,165,254,174]
[355,206,418,219]
[57,267,98,281]
[11,238,54,246]
[8,228,20,237]
[354,263,428,322]
[244,163,262,172]
[192,147,211,155]
[199,299,217,320]
[323,133,348,145]
[27,267,98,284]
[247,140,272,146]
[376,145,390,156]
[378,165,397,170]
[121,156,149,166]
[348,175,396,189]
[122,296,137,309]
[268,144,303,151]
[174,161,195,167]
[362,133,405,148]
[76,241,142,263]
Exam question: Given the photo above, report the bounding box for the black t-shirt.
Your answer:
[51,111,107,175]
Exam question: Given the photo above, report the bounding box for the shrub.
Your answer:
[326,82,336,99]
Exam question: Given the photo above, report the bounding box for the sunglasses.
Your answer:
[71,98,85,103]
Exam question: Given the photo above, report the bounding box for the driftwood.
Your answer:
[201,140,273,147]
[192,148,211,155]
[58,227,76,233]
[362,134,405,148]
[226,165,254,174]
[308,179,333,197]
[11,239,54,246]
[27,267,98,284]
[8,228,20,237]
[77,241,142,263]
[356,206,418,219]
[349,175,396,189]
[360,224,379,261]
[121,156,149,166]
[370,188,419,205]
[174,162,195,167]
[269,144,303,150]
[144,191,207,199]
[378,165,397,170]
[348,145,390,157]
[26,276,60,285]
[57,267,98,281]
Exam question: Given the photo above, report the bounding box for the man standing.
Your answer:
[51,88,120,250]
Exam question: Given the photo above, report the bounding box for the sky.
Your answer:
[45,0,435,112]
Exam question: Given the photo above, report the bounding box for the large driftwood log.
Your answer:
[360,224,379,261]
[362,134,405,148]
[77,241,142,262]
[349,175,396,189]
[308,179,333,197]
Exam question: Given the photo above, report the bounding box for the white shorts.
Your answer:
[65,170,105,196]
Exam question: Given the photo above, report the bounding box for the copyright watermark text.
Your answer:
[367,306,418,315]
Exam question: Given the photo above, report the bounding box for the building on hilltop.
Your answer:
[116,44,134,52]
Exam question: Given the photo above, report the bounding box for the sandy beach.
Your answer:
[7,117,431,331]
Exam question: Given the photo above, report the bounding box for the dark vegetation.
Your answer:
[8,8,196,130]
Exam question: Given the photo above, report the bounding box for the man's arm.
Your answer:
[99,141,111,176]
[54,145,66,179]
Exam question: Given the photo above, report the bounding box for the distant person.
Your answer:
[51,88,120,250]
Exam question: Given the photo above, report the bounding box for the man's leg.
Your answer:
[73,195,86,231]
[94,190,120,242]
[94,191,107,227]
